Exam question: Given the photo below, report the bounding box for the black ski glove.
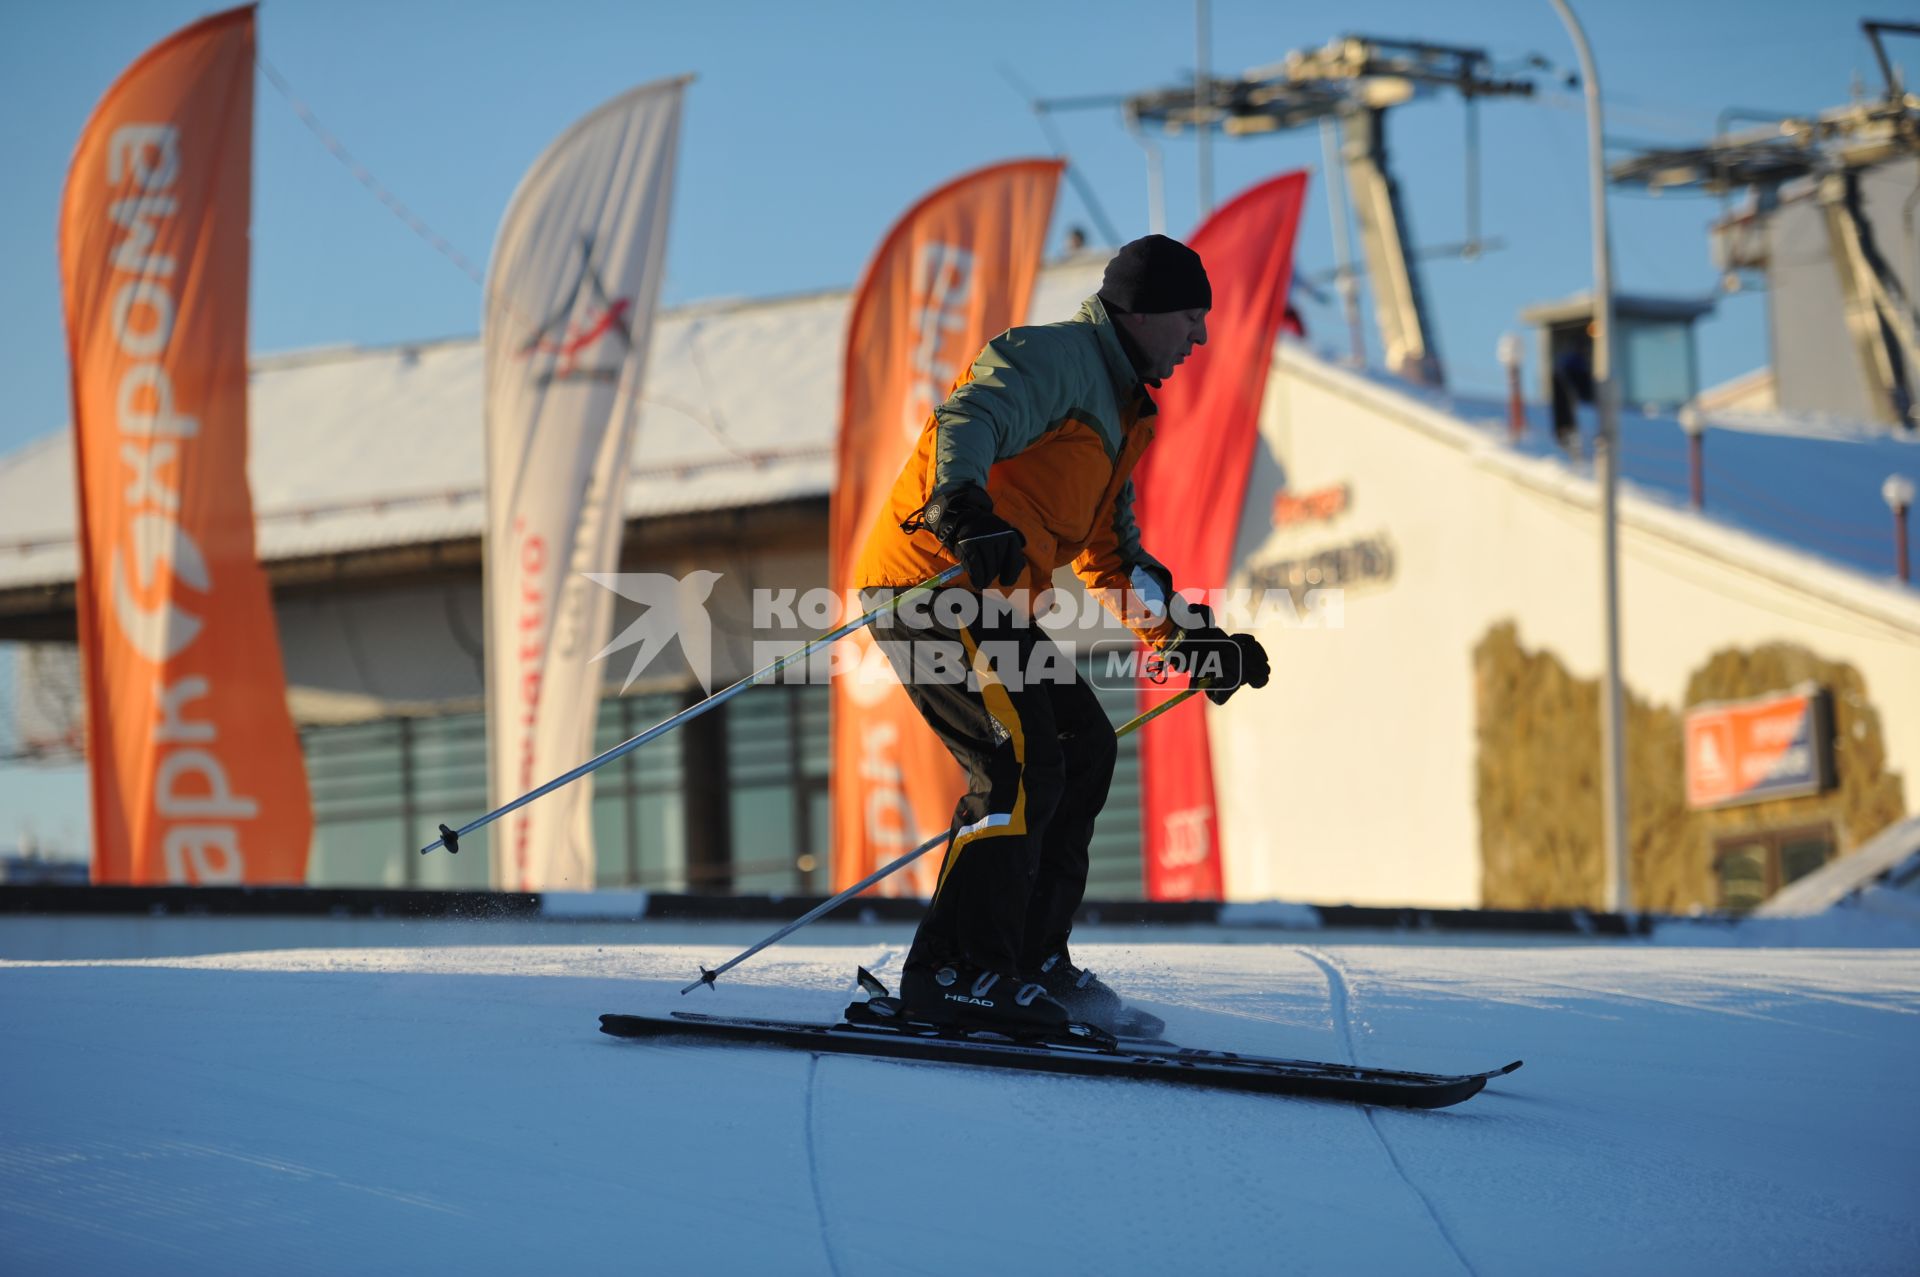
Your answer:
[1176,615,1271,705]
[916,484,1027,589]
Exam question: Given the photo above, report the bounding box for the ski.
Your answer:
[597,1008,1522,1109]
[840,993,1162,1045]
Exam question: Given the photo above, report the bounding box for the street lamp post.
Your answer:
[1680,402,1706,510]
[1498,333,1526,442]
[1886,474,1915,584]
[1551,0,1631,915]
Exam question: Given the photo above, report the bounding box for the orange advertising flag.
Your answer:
[59,5,313,884]
[829,158,1063,894]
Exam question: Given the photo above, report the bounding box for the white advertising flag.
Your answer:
[484,77,687,890]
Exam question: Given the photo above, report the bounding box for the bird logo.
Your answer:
[584,570,723,694]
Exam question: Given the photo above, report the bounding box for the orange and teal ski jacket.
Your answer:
[852,294,1178,648]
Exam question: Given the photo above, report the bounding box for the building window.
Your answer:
[301,668,1148,897]
[1713,824,1836,912]
[1619,317,1697,409]
[721,684,829,895]
[594,692,691,889]
[303,692,687,890]
[409,712,490,890]
[1084,669,1146,898]
[306,719,413,888]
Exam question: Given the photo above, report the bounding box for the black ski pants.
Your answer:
[866,588,1118,976]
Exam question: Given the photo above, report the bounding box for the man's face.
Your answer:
[1116,307,1209,383]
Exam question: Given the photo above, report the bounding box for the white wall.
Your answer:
[1212,348,1920,907]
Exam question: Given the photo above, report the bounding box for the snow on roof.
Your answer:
[0,258,1109,591]
[1695,367,1774,416]
[1345,365,1920,586]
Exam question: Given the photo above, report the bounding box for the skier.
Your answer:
[852,234,1271,1034]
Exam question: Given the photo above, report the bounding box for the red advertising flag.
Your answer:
[1131,170,1309,900]
[60,6,314,884]
[829,159,1063,894]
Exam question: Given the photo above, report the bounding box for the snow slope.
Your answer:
[4,941,1918,1276]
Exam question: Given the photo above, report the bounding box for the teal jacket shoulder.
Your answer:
[929,294,1144,493]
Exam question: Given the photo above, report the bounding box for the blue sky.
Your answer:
[0,0,1906,460]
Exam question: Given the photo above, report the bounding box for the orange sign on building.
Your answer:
[1684,684,1833,810]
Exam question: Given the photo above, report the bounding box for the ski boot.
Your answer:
[1030,951,1165,1039]
[894,959,1072,1037]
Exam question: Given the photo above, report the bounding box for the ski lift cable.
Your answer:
[257,53,489,289]
[997,63,1125,248]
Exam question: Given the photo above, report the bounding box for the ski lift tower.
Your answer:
[1608,20,1920,430]
[1121,35,1537,388]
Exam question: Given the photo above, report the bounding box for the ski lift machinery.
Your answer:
[1608,20,1920,430]
[1037,35,1541,387]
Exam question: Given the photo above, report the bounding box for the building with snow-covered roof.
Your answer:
[2,255,1916,909]
[0,258,1117,895]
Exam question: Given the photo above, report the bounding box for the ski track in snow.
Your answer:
[4,937,1920,1275]
[1299,947,1478,1277]
[802,1055,844,1277]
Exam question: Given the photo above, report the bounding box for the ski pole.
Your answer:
[682,681,1205,993]
[421,564,964,856]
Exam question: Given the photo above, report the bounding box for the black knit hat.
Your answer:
[1098,234,1212,314]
